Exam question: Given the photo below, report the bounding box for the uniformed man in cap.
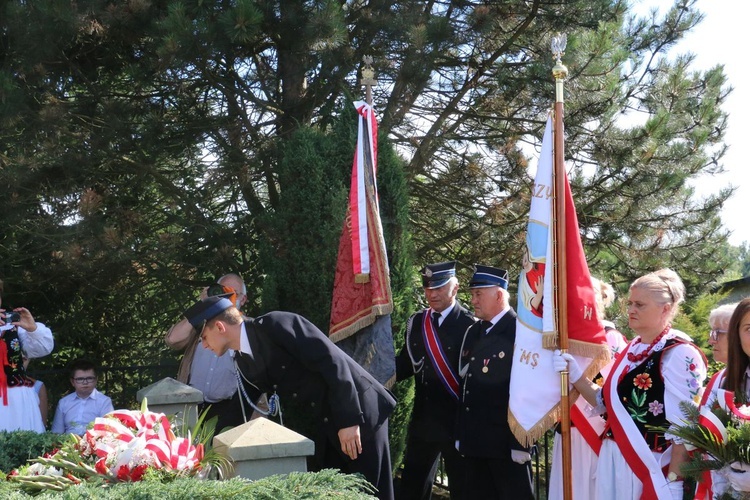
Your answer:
[394,261,474,500]
[183,296,396,500]
[456,265,533,499]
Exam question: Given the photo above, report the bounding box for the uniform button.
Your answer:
[273,384,278,389]
[465,407,470,412]
[323,417,328,423]
[470,357,475,361]
[311,402,316,407]
[292,393,298,398]
[281,365,286,369]
[468,373,472,378]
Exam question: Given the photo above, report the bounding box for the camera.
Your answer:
[207,283,231,297]
[4,311,20,323]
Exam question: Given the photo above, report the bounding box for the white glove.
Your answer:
[511,450,531,464]
[666,480,683,500]
[724,462,750,492]
[552,349,583,383]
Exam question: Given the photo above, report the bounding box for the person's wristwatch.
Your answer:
[667,471,682,482]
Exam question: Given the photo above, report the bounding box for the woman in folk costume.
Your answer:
[0,279,54,432]
[554,268,706,499]
[694,302,736,499]
[548,278,627,499]
[696,298,750,497]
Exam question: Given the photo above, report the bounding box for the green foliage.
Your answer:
[0,0,742,481]
[389,378,415,473]
[0,432,62,475]
[0,470,377,499]
[258,125,348,328]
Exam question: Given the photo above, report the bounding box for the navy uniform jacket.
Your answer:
[456,308,526,457]
[395,302,475,442]
[234,312,396,447]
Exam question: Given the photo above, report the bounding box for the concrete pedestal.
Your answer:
[136,377,203,428]
[213,417,315,480]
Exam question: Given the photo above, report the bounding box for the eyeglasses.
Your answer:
[709,329,727,341]
[72,377,96,384]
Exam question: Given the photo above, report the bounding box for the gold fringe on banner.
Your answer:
[509,399,562,448]
[542,332,558,349]
[509,337,611,447]
[328,304,393,344]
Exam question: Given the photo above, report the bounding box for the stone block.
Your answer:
[213,417,315,481]
[136,377,203,427]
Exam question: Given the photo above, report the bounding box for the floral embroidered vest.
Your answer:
[613,339,685,452]
[1,327,33,387]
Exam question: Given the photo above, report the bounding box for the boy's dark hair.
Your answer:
[69,359,97,378]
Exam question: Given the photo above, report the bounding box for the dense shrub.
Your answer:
[0,431,62,474]
[0,469,377,499]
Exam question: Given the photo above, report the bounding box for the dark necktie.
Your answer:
[481,320,493,334]
[432,311,441,328]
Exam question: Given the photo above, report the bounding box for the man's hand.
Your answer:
[338,425,362,460]
[511,449,531,464]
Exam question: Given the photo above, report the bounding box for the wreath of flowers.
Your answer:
[667,388,750,499]
[670,389,750,464]
[6,399,229,494]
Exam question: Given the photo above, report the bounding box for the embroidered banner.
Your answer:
[508,115,610,446]
[329,102,395,386]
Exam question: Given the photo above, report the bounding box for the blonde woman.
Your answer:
[554,269,706,499]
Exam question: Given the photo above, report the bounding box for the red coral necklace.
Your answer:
[627,324,671,363]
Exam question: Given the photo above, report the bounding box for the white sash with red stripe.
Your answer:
[422,309,460,401]
[602,341,672,499]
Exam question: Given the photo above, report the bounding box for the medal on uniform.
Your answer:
[482,359,489,373]
[498,351,505,359]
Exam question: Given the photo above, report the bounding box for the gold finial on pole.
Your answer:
[361,55,377,106]
[551,33,568,103]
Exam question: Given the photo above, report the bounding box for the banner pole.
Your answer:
[551,33,572,500]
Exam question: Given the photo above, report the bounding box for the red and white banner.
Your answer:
[508,115,610,446]
[329,102,395,386]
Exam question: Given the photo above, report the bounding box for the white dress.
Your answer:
[0,323,54,432]
[548,323,628,500]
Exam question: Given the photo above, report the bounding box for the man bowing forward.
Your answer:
[183,296,396,500]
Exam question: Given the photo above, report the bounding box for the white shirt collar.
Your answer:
[433,301,456,325]
[485,305,511,329]
[239,321,251,355]
[75,388,100,400]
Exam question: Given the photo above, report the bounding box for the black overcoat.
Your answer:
[233,312,396,445]
[395,301,475,441]
[455,308,526,456]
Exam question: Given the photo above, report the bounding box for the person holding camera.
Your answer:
[0,278,54,432]
[165,273,250,433]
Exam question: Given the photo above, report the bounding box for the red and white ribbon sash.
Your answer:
[422,309,459,400]
[570,404,603,455]
[349,101,378,277]
[602,341,672,499]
